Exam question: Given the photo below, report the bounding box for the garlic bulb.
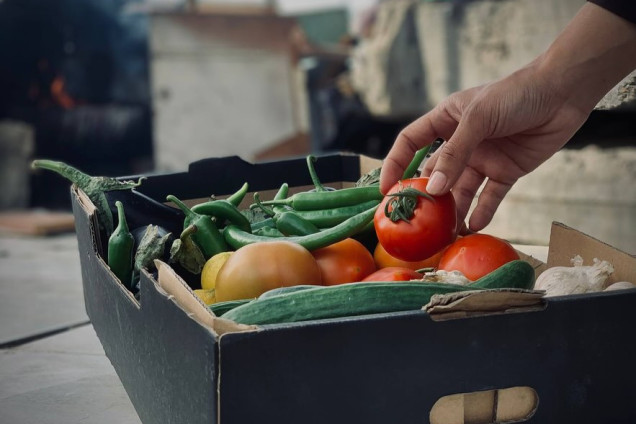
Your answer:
[421,269,471,286]
[604,281,636,291]
[535,255,614,297]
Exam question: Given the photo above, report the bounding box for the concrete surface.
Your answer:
[0,234,88,346]
[0,232,141,423]
[0,325,141,424]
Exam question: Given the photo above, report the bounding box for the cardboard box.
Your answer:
[70,153,636,424]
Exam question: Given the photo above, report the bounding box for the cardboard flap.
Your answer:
[425,289,545,320]
[547,222,636,285]
[154,260,256,336]
[72,185,105,256]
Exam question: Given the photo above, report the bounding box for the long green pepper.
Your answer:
[166,195,228,259]
[255,185,383,211]
[224,205,378,251]
[191,200,251,232]
[31,159,144,235]
[108,201,135,289]
[252,192,320,236]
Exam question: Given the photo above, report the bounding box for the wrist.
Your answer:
[534,2,636,113]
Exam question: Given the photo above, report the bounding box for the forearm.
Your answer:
[536,2,636,113]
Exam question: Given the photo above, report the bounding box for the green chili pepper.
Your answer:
[292,199,381,228]
[306,155,327,192]
[401,145,432,180]
[224,182,249,207]
[252,192,319,236]
[255,185,383,211]
[31,159,144,235]
[250,217,275,231]
[252,226,286,237]
[108,201,135,289]
[224,205,377,251]
[167,195,228,259]
[271,182,290,213]
[274,211,320,236]
[191,200,251,232]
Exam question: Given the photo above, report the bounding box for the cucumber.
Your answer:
[208,299,251,316]
[209,285,322,316]
[222,282,480,325]
[467,260,536,290]
[258,285,321,300]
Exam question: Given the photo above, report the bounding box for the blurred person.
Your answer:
[380,0,636,233]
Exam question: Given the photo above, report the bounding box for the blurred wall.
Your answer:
[149,12,305,171]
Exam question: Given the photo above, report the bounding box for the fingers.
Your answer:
[423,114,486,196]
[379,109,457,194]
[468,178,513,232]
[452,166,485,225]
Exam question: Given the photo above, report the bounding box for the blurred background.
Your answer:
[0,0,635,251]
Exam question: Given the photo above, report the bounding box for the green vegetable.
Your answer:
[191,199,251,232]
[468,260,536,290]
[222,281,479,325]
[252,226,285,237]
[306,155,328,192]
[292,200,380,228]
[224,182,249,207]
[401,145,431,180]
[224,205,377,251]
[250,217,276,232]
[107,201,135,289]
[355,167,381,187]
[31,159,144,235]
[166,195,228,259]
[274,211,320,236]
[208,299,252,316]
[255,186,383,211]
[134,224,172,276]
[258,285,320,299]
[169,224,207,275]
[252,192,319,236]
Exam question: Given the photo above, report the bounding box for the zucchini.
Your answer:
[222,282,479,325]
[467,260,536,290]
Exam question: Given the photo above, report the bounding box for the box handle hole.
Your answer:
[430,386,538,424]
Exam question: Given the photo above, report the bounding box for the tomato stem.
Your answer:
[384,185,435,223]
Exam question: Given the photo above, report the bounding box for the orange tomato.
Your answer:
[312,238,376,286]
[362,267,422,282]
[373,242,443,270]
[215,241,322,301]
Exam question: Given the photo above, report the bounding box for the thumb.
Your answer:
[425,119,484,195]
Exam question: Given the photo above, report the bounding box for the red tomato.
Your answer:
[362,267,422,282]
[373,242,444,270]
[437,233,520,281]
[374,177,457,262]
[312,238,376,286]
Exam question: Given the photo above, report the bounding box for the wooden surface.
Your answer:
[0,210,75,236]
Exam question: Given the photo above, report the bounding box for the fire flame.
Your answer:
[50,75,76,109]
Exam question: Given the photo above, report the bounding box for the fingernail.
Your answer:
[426,171,447,194]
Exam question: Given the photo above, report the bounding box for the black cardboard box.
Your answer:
[71,154,636,424]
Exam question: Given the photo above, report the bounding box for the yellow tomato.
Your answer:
[193,289,216,305]
[214,241,322,302]
[201,251,233,290]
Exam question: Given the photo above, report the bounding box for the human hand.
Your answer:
[379,64,590,232]
[380,2,636,233]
